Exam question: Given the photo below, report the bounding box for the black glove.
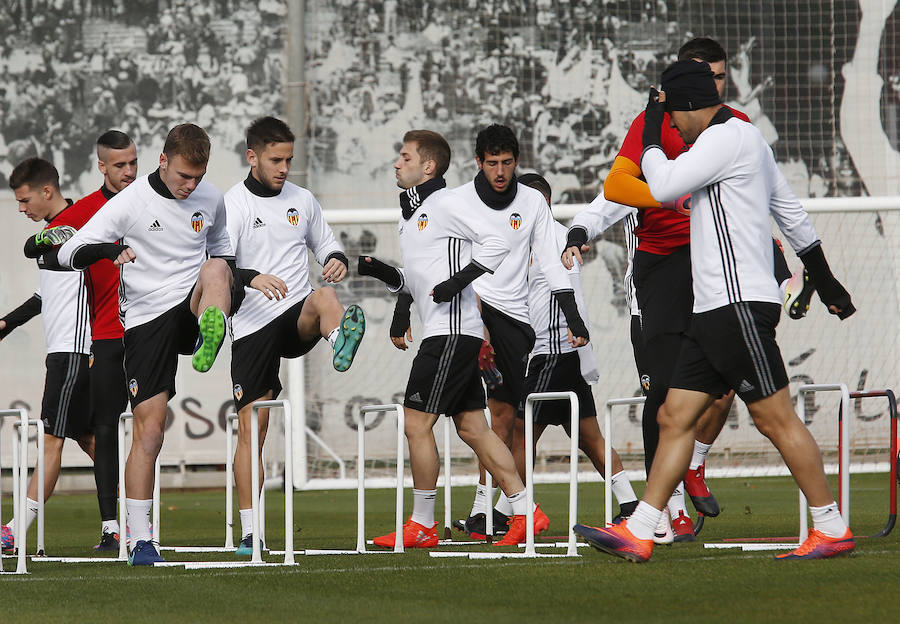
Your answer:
[71,243,130,269]
[554,290,589,341]
[357,256,402,289]
[642,87,665,150]
[565,226,588,251]
[390,293,413,338]
[432,262,487,303]
[798,243,855,320]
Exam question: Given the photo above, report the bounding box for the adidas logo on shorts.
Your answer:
[148,219,163,232]
[738,379,756,393]
[408,392,423,404]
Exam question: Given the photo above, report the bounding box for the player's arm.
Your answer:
[563,196,636,268]
[23,225,78,259]
[0,293,42,341]
[640,130,735,202]
[357,256,405,292]
[57,197,136,269]
[305,194,349,283]
[768,160,855,319]
[389,292,414,351]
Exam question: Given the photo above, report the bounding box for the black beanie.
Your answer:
[661,59,721,111]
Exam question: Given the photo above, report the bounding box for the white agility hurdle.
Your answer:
[604,396,646,528]
[431,392,582,560]
[1,408,28,574]
[703,383,851,552]
[12,419,44,556]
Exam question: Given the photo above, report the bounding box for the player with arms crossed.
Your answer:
[18,131,139,552]
[359,130,552,547]
[574,60,855,562]
[456,124,591,539]
[0,158,94,553]
[57,124,239,565]
[225,116,364,554]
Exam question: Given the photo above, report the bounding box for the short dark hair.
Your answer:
[677,37,727,63]
[96,130,133,152]
[475,124,519,162]
[9,157,59,191]
[246,116,295,152]
[403,129,451,177]
[163,123,210,165]
[518,172,551,203]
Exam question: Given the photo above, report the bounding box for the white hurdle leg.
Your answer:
[443,415,452,540]
[250,405,262,563]
[357,404,405,554]
[250,400,295,565]
[0,408,29,574]
[12,419,44,556]
[152,456,161,547]
[604,397,646,527]
[117,412,130,561]
[484,409,493,540]
[224,412,237,549]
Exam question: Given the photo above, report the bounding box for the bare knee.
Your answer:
[201,257,232,284]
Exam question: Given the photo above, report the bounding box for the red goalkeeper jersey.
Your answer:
[617,105,750,255]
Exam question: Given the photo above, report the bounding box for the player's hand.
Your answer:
[568,328,588,348]
[322,258,347,283]
[561,244,589,269]
[250,274,288,300]
[391,327,413,351]
[113,247,136,266]
[661,193,691,216]
[478,340,503,389]
[642,87,666,149]
[36,225,77,248]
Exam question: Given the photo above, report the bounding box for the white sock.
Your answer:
[411,489,437,527]
[102,520,120,535]
[507,490,527,516]
[666,482,688,519]
[690,441,711,470]
[494,491,513,516]
[239,508,253,539]
[469,483,491,517]
[327,327,340,348]
[625,501,663,541]
[810,502,848,538]
[610,470,638,504]
[5,498,39,535]
[125,498,153,544]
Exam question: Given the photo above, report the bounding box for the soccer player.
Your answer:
[574,59,856,562]
[566,38,750,541]
[0,158,94,554]
[225,116,364,555]
[56,124,236,565]
[358,129,556,547]
[513,173,638,521]
[20,131,138,552]
[457,124,590,539]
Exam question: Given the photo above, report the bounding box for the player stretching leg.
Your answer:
[513,173,638,522]
[57,124,241,565]
[574,60,855,562]
[359,130,557,547]
[226,117,364,554]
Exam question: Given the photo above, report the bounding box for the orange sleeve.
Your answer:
[603,156,662,209]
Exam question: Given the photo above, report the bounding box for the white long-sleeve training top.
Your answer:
[641,114,819,313]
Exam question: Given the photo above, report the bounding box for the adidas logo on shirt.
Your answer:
[253,217,266,229]
[148,220,163,232]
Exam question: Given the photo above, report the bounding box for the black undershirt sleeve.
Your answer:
[0,295,42,339]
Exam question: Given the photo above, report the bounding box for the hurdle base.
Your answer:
[704,542,800,551]
[31,556,123,563]
[429,551,578,559]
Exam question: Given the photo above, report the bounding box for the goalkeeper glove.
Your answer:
[478,340,503,390]
[642,87,666,150]
[798,243,855,320]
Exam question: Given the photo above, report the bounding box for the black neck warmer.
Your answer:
[399,176,446,220]
[244,172,281,197]
[474,170,517,210]
[149,168,176,199]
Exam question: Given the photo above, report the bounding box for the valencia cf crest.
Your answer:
[233,384,243,401]
[89,352,94,368]
[641,374,651,392]
[129,378,139,398]
[417,213,428,231]
[191,212,203,232]
[509,213,522,230]
[287,208,300,226]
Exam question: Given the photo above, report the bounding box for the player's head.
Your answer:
[9,157,62,222]
[96,130,137,193]
[395,130,450,190]
[678,37,727,98]
[475,124,519,194]
[518,172,551,206]
[661,59,722,145]
[246,116,295,192]
[160,123,210,200]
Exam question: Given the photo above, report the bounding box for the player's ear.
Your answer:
[246,148,258,168]
[424,159,435,176]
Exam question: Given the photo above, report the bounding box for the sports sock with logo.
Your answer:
[506,489,527,516]
[240,508,253,539]
[494,491,513,516]
[611,471,638,504]
[625,501,663,540]
[126,498,153,544]
[411,489,437,527]
[469,483,491,517]
[327,327,339,348]
[102,520,120,535]
[689,441,711,470]
[666,482,688,518]
[6,498,39,535]
[810,502,848,538]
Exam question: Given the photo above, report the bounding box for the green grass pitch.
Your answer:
[2,473,897,623]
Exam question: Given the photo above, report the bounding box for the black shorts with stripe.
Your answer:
[670,302,788,404]
[231,295,319,411]
[123,292,198,408]
[404,335,485,416]
[42,352,91,439]
[89,338,128,428]
[480,302,535,406]
[517,351,596,426]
